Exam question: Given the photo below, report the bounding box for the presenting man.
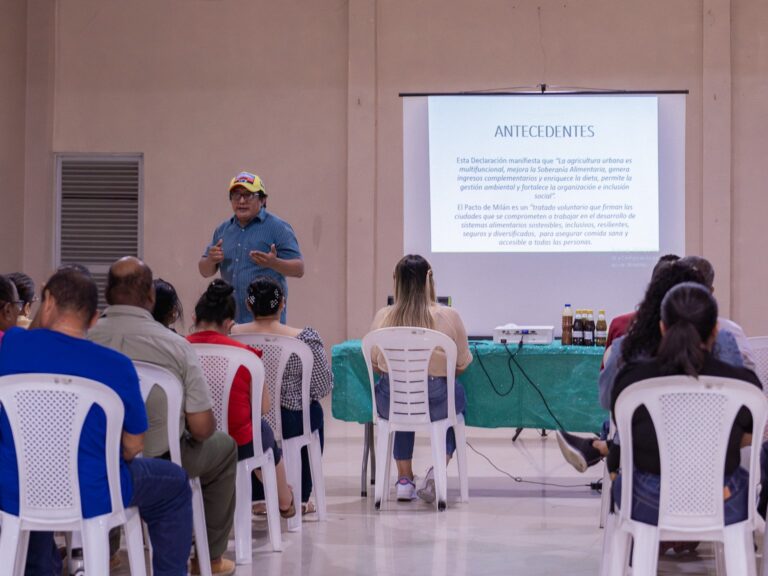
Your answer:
[199,171,304,324]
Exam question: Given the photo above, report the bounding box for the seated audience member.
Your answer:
[557,259,745,473]
[88,258,237,576]
[231,276,333,513]
[187,280,296,516]
[153,277,184,331]
[367,254,472,503]
[0,276,21,338]
[7,272,36,328]
[678,255,756,371]
[609,282,761,525]
[0,268,192,576]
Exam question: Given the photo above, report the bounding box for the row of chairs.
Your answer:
[0,334,326,575]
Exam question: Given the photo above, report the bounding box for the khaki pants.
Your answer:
[181,430,238,559]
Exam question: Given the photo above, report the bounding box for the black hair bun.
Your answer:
[206,279,234,302]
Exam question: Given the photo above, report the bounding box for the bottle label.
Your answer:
[584,332,593,341]
[596,330,607,338]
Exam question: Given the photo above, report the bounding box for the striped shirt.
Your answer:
[204,208,302,324]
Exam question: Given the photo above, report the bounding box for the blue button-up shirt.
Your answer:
[203,208,302,324]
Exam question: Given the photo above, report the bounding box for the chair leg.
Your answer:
[373,422,390,510]
[260,455,284,553]
[723,524,757,576]
[629,523,659,576]
[454,419,469,503]
[430,423,449,511]
[607,522,631,576]
[598,513,616,576]
[308,432,327,520]
[124,512,148,576]
[0,515,23,576]
[284,443,304,533]
[233,463,254,563]
[81,517,111,575]
[599,463,611,529]
[190,478,213,576]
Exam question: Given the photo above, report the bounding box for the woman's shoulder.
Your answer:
[703,355,762,387]
[370,306,392,330]
[430,305,466,331]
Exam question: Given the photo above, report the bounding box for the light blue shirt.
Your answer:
[204,208,302,324]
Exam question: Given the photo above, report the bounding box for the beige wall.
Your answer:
[732,0,768,335]
[51,0,348,344]
[0,0,27,273]
[6,0,768,340]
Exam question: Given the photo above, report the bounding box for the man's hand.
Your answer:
[208,239,225,264]
[249,244,278,269]
[199,239,223,277]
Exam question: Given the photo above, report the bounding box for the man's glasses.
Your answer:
[230,191,259,202]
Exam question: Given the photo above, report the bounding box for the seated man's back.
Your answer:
[89,304,212,457]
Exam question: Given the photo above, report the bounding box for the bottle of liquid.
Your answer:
[584,310,595,346]
[595,309,608,346]
[561,304,573,345]
[572,310,584,346]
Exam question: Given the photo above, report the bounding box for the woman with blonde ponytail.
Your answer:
[369,255,472,503]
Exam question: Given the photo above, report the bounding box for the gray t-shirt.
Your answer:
[88,305,212,457]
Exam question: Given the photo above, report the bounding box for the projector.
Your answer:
[493,324,554,345]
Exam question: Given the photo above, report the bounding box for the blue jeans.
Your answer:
[248,402,324,503]
[613,467,750,526]
[375,374,466,461]
[24,458,191,576]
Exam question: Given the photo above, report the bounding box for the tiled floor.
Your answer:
[111,407,730,575]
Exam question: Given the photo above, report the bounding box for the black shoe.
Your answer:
[556,430,602,473]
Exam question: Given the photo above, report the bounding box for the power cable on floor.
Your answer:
[466,440,599,489]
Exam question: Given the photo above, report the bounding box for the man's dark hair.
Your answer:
[42,269,98,323]
[678,255,715,290]
[0,275,15,305]
[56,263,94,279]
[7,272,35,306]
[106,261,153,307]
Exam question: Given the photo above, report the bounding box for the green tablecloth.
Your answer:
[331,339,608,433]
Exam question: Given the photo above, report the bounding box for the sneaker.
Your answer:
[556,430,602,473]
[417,466,436,504]
[395,476,416,501]
[190,556,236,576]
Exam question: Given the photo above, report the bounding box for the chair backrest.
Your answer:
[133,361,184,465]
[614,375,767,532]
[0,374,125,524]
[747,336,768,388]
[361,327,458,427]
[229,333,313,441]
[191,343,266,454]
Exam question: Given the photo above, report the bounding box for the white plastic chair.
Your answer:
[191,343,282,561]
[230,333,327,532]
[603,375,767,576]
[0,374,146,576]
[361,327,469,512]
[133,361,212,576]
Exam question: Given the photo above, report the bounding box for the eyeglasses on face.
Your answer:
[230,191,259,202]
